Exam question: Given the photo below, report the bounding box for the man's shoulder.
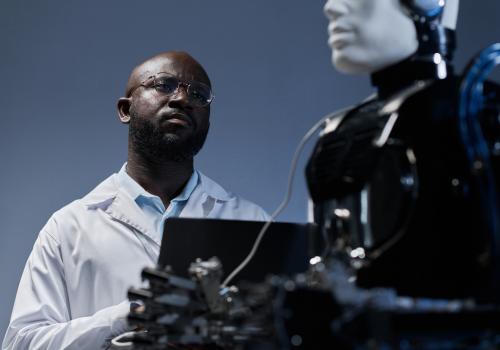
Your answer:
[196,172,270,221]
[43,174,119,235]
[197,172,234,201]
[59,173,118,211]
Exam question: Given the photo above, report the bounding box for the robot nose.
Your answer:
[323,0,348,21]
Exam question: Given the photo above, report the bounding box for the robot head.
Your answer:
[324,0,459,74]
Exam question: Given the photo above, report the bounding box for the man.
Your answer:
[3,51,269,349]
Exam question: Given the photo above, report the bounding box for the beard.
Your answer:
[129,110,209,162]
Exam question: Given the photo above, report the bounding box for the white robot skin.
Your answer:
[323,0,460,74]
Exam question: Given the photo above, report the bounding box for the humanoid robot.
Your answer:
[307,0,500,300]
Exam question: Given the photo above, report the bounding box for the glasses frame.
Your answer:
[128,72,214,107]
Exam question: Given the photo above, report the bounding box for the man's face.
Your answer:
[125,53,211,162]
[324,0,418,74]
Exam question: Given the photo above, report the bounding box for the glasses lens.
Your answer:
[151,74,212,107]
[188,82,212,106]
[154,76,179,94]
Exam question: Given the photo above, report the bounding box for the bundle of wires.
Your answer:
[458,43,500,284]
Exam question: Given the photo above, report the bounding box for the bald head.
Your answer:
[125,51,211,97]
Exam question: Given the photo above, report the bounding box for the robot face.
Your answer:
[323,0,418,74]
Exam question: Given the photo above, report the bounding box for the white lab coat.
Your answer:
[3,171,269,350]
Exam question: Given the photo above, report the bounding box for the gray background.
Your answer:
[1,0,499,336]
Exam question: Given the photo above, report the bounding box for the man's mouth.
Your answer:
[165,117,189,127]
[161,112,192,128]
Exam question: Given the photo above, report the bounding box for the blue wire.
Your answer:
[458,43,500,283]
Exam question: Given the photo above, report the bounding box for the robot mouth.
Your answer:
[329,24,351,34]
[327,22,354,49]
[328,33,353,49]
[328,20,352,33]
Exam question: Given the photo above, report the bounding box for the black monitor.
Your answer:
[158,218,318,283]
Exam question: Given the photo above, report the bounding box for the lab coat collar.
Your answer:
[81,170,234,241]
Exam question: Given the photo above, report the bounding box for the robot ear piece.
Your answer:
[401,0,446,19]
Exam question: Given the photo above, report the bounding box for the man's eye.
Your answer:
[190,89,206,102]
[155,79,178,93]
[189,84,210,102]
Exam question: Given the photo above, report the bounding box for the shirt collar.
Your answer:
[82,164,232,211]
[116,163,199,207]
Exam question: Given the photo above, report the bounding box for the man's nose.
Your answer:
[167,85,191,108]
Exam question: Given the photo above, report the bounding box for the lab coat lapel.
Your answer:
[104,190,159,245]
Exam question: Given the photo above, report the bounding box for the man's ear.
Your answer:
[117,97,131,124]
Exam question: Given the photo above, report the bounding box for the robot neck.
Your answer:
[371,27,456,98]
[371,55,455,98]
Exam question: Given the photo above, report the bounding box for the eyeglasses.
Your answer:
[129,72,214,107]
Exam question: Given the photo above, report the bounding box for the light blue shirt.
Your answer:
[116,163,199,243]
